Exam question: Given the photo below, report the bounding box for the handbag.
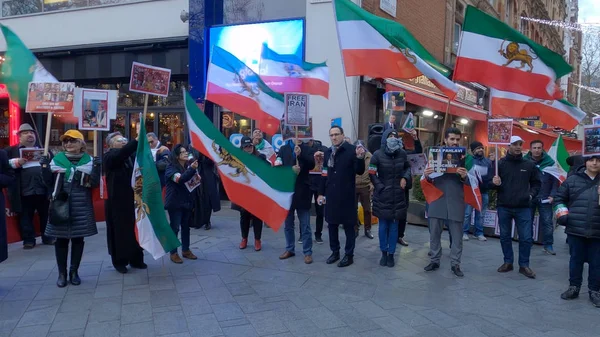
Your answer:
[49,191,70,226]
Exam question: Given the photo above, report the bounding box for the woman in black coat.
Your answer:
[553,157,600,307]
[41,130,100,288]
[369,129,411,268]
[0,149,14,263]
[199,154,221,230]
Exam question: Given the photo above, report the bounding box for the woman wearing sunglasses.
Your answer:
[40,130,101,287]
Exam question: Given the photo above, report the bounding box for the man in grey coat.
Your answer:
[423,127,470,277]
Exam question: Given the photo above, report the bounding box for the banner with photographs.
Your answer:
[427,147,466,174]
[282,118,313,141]
[487,119,513,145]
[284,93,309,127]
[583,125,600,156]
[129,62,172,97]
[73,89,118,131]
[383,91,406,127]
[26,82,75,113]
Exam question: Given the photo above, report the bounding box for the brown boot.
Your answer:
[182,250,197,260]
[279,251,295,260]
[254,240,262,251]
[239,238,248,250]
[170,253,183,264]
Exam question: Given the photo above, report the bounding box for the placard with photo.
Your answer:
[427,147,466,174]
[487,118,513,145]
[583,125,600,156]
[26,82,75,113]
[129,62,172,97]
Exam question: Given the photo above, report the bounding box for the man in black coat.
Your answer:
[0,149,15,263]
[6,123,53,248]
[278,139,316,264]
[317,126,366,267]
[104,131,146,273]
[308,139,326,243]
[199,154,221,230]
[554,156,600,307]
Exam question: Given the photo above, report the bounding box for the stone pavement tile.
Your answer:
[0,266,30,278]
[0,320,18,335]
[19,269,52,282]
[47,328,85,337]
[123,286,151,304]
[283,318,324,337]
[323,326,361,337]
[153,310,189,336]
[357,329,395,337]
[0,277,21,289]
[285,293,321,309]
[120,321,157,337]
[333,308,381,333]
[371,316,419,337]
[210,302,245,322]
[9,323,51,337]
[205,287,235,305]
[417,309,463,329]
[350,300,390,319]
[180,294,212,317]
[151,289,181,308]
[34,285,68,301]
[225,282,256,297]
[301,306,346,330]
[218,318,250,328]
[84,320,121,337]
[3,284,42,301]
[197,275,225,290]
[388,306,432,327]
[175,278,203,294]
[149,276,176,291]
[241,267,309,288]
[58,292,95,313]
[0,300,30,321]
[221,324,258,337]
[94,282,123,299]
[16,301,59,327]
[50,310,90,332]
[123,273,150,287]
[186,313,223,337]
[89,297,122,323]
[121,301,153,325]
[245,310,288,336]
[158,334,191,337]
[315,294,350,312]
[447,324,489,337]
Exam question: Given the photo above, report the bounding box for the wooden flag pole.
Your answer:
[438,98,452,145]
[495,144,499,176]
[43,112,53,156]
[142,94,149,120]
[93,131,98,157]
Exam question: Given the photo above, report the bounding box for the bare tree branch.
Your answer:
[580,30,600,114]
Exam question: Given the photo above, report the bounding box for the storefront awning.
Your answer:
[384,79,488,122]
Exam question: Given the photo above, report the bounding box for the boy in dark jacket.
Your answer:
[554,156,600,307]
[492,136,541,279]
[463,141,493,241]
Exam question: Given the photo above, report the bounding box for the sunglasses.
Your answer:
[62,138,79,144]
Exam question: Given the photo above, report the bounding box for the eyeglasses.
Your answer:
[329,133,341,137]
[62,138,79,144]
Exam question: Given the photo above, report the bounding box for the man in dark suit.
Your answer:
[277,139,316,264]
[383,114,397,131]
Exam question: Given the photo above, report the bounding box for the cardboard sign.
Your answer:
[129,62,172,97]
[427,147,466,174]
[282,118,313,141]
[26,82,75,113]
[487,119,513,145]
[284,93,309,127]
[73,88,118,131]
[583,125,600,156]
[407,153,426,176]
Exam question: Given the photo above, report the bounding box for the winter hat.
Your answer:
[240,136,253,148]
[470,141,484,152]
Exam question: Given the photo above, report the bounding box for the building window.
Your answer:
[505,0,513,26]
[487,0,496,9]
[453,23,462,55]
[1,0,154,18]
[520,13,530,37]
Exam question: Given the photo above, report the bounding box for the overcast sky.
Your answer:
[579,0,600,23]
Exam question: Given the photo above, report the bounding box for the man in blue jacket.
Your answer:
[525,140,559,255]
[463,141,493,241]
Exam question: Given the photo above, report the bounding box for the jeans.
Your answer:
[568,234,600,292]
[463,192,488,237]
[530,201,554,246]
[168,209,191,254]
[497,207,533,267]
[378,219,398,254]
[284,208,312,256]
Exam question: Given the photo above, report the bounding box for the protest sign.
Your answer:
[282,118,313,141]
[402,112,415,133]
[427,147,466,174]
[284,93,309,127]
[129,62,172,97]
[19,148,43,169]
[487,119,513,145]
[26,82,75,113]
[73,89,118,131]
[583,125,600,156]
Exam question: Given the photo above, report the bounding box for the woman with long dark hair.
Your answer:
[41,130,101,287]
[165,144,199,263]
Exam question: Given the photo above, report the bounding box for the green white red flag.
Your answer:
[454,6,572,100]
[334,0,458,99]
[545,135,569,183]
[184,91,296,230]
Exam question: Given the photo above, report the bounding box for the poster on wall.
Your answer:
[583,125,600,156]
[284,93,309,127]
[129,62,172,97]
[282,118,313,141]
[487,119,513,145]
[26,82,75,113]
[73,89,118,131]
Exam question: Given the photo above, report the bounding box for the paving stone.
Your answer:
[84,320,121,337]
[153,310,189,335]
[50,311,90,332]
[119,321,157,337]
[88,297,122,323]
[121,302,153,324]
[210,302,245,321]
[186,313,223,337]
[9,324,51,337]
[301,307,345,330]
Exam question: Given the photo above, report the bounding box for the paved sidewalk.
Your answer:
[0,208,598,337]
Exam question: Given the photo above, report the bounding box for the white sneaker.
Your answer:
[462,234,469,241]
[476,235,487,241]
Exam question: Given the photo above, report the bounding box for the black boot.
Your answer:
[55,241,68,288]
[379,251,387,266]
[69,240,84,286]
[387,254,395,268]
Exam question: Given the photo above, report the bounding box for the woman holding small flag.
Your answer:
[40,130,101,288]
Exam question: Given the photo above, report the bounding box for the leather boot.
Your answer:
[69,240,84,286]
[55,242,68,288]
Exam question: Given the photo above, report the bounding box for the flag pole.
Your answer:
[495,144,499,176]
[142,94,149,121]
[295,126,299,166]
[439,98,451,145]
[43,112,52,156]
[93,131,98,157]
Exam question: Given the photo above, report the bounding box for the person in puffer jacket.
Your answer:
[165,144,199,264]
[553,156,600,308]
[40,130,101,288]
[369,129,411,268]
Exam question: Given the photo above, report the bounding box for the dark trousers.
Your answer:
[240,210,263,240]
[310,190,324,238]
[355,186,371,231]
[568,234,600,292]
[398,189,410,239]
[111,245,144,269]
[328,223,356,256]
[19,194,50,245]
[168,209,191,254]
[55,237,85,274]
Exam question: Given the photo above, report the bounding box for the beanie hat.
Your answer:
[470,141,483,153]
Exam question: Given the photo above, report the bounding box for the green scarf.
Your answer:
[255,139,266,151]
[524,151,555,170]
[50,152,93,179]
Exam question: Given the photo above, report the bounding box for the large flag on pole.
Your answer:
[490,89,585,130]
[132,118,181,260]
[259,44,329,98]
[454,6,572,100]
[545,135,569,183]
[334,0,458,99]
[0,24,57,107]
[184,91,296,230]
[206,46,284,135]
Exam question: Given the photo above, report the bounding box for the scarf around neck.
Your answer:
[328,141,344,168]
[385,138,402,154]
[50,152,93,182]
[255,139,266,151]
[524,151,555,170]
